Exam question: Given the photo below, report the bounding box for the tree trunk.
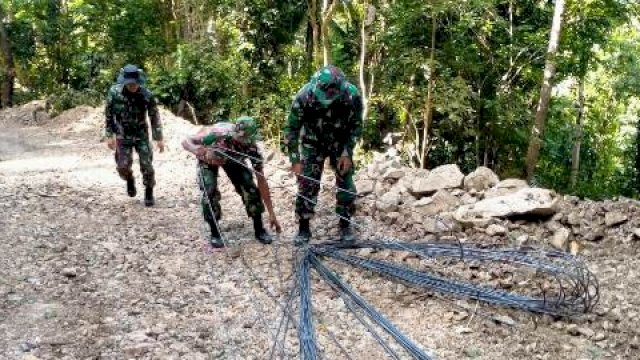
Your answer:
[420,14,437,169]
[321,0,338,66]
[359,2,374,123]
[636,118,640,193]
[308,0,321,68]
[0,3,15,108]
[525,0,566,182]
[570,77,585,188]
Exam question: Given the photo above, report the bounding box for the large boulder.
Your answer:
[412,190,461,216]
[383,168,406,181]
[376,190,402,212]
[454,188,559,225]
[484,178,529,198]
[357,179,376,196]
[409,164,464,196]
[464,166,499,192]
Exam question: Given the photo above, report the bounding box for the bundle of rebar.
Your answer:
[202,147,600,359]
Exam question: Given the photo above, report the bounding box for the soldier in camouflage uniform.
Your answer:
[182,116,282,248]
[282,65,363,244]
[105,64,164,206]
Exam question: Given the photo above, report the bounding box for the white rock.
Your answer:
[376,191,401,212]
[604,212,628,227]
[485,178,528,198]
[412,190,461,216]
[550,227,570,250]
[454,188,558,224]
[61,267,77,278]
[410,164,464,196]
[486,224,507,236]
[516,234,529,246]
[421,216,455,233]
[383,168,405,181]
[632,228,640,239]
[357,180,375,196]
[464,166,499,192]
[567,212,581,226]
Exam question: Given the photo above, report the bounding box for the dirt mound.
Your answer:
[0,100,50,127]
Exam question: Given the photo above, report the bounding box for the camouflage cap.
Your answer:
[117,64,143,86]
[310,65,346,106]
[234,116,261,143]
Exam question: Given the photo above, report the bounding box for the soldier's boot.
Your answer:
[144,187,155,207]
[253,216,273,244]
[208,221,224,248]
[339,219,356,244]
[126,177,136,197]
[294,219,312,246]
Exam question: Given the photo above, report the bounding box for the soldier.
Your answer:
[105,64,164,206]
[282,65,363,245]
[182,116,282,248]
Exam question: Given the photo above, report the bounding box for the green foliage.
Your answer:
[151,40,250,123]
[46,88,103,117]
[4,0,640,199]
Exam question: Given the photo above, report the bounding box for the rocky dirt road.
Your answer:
[1,103,639,360]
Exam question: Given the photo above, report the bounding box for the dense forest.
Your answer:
[1,0,639,199]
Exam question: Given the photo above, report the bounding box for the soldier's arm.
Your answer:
[146,90,163,141]
[342,86,364,158]
[104,89,116,138]
[251,146,280,232]
[247,143,264,174]
[282,97,304,164]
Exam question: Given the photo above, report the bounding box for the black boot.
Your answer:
[208,221,224,248]
[294,219,312,246]
[144,187,155,207]
[253,216,272,244]
[339,219,356,244]
[126,177,136,197]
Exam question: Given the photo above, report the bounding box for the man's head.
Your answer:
[310,65,346,106]
[118,64,143,92]
[233,116,260,144]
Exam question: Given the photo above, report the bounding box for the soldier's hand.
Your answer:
[290,163,302,176]
[337,156,352,175]
[156,140,165,153]
[195,147,208,161]
[107,137,116,151]
[269,215,282,233]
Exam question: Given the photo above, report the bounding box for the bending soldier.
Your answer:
[182,116,281,248]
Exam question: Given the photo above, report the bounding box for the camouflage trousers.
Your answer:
[198,161,264,224]
[296,146,356,220]
[115,136,155,187]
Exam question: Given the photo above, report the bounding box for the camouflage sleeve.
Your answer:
[201,132,219,146]
[343,85,363,158]
[146,90,163,141]
[282,96,303,164]
[104,88,116,138]
[246,144,264,173]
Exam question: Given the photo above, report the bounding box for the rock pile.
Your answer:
[0,100,50,127]
[354,151,640,251]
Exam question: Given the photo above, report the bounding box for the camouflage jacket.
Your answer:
[201,122,264,172]
[282,80,363,164]
[104,84,163,141]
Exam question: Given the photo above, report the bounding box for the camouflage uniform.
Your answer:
[198,120,265,223]
[282,65,363,220]
[105,83,162,188]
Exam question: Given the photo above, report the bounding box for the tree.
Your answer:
[525,0,567,182]
[0,2,14,107]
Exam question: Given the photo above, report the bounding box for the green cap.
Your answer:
[234,116,260,143]
[310,65,346,106]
